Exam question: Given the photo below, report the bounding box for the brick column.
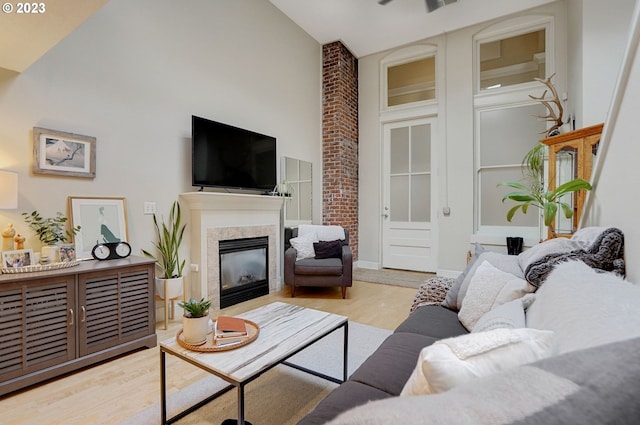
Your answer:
[322,41,358,259]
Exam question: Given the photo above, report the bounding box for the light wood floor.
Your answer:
[0,280,417,425]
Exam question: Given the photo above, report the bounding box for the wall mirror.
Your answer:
[281,157,312,224]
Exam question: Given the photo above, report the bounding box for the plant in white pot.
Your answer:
[178,298,212,345]
[142,201,186,329]
[498,143,592,239]
[22,211,80,263]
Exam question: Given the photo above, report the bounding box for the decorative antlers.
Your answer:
[529,73,564,137]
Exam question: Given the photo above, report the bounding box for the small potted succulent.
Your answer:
[178,298,212,345]
[22,211,80,263]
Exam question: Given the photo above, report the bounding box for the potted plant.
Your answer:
[22,211,80,263]
[178,298,212,345]
[498,143,592,239]
[142,201,187,328]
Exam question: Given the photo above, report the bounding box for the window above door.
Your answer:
[381,44,438,111]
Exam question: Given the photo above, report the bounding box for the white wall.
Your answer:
[568,0,636,129]
[582,0,636,127]
[358,0,634,275]
[0,0,322,281]
[583,2,640,282]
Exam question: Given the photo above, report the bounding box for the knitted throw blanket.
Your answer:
[524,227,625,287]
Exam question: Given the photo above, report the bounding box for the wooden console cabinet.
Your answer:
[541,123,603,239]
[0,256,156,396]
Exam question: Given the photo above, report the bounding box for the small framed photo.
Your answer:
[69,197,128,259]
[2,249,34,268]
[59,244,77,262]
[33,127,96,178]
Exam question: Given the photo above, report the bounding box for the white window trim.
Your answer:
[472,14,560,242]
[473,101,544,239]
[473,15,555,96]
[380,43,439,113]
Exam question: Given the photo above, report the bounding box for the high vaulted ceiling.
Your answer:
[269,0,557,57]
[0,0,557,73]
[0,0,108,73]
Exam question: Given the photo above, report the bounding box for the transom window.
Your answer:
[387,56,436,107]
[479,28,546,91]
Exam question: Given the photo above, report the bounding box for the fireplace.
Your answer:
[180,192,283,311]
[219,236,269,308]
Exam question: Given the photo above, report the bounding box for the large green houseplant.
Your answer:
[498,143,592,238]
[142,201,186,279]
[142,201,186,329]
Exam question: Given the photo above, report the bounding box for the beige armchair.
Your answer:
[284,227,353,298]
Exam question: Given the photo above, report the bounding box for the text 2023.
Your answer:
[17,2,45,13]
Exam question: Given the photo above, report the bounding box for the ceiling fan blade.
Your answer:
[378,0,393,5]
[425,0,442,12]
[425,0,458,12]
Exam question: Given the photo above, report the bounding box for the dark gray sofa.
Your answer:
[296,228,639,425]
[296,305,468,425]
[297,302,640,425]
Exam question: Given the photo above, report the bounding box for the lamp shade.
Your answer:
[0,170,18,209]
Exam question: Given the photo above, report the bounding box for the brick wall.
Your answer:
[322,41,359,259]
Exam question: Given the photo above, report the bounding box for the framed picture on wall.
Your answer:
[69,197,128,259]
[33,127,96,178]
[2,249,34,268]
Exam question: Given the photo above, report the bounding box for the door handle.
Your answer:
[80,306,86,323]
[68,308,74,326]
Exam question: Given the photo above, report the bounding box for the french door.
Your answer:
[382,118,437,272]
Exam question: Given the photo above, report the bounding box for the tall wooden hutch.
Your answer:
[540,123,604,239]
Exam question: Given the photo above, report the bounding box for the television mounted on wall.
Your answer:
[192,115,277,193]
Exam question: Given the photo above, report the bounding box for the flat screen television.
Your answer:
[192,115,277,192]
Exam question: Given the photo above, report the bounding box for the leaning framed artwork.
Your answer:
[33,127,96,178]
[69,197,128,259]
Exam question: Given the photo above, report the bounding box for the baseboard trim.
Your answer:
[437,269,462,279]
[355,260,379,270]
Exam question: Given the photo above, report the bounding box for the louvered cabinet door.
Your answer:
[0,276,76,384]
[77,264,154,356]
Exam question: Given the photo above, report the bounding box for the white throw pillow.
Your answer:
[455,252,523,310]
[298,224,345,241]
[458,261,534,330]
[289,234,317,260]
[472,293,535,333]
[526,260,640,354]
[400,328,555,396]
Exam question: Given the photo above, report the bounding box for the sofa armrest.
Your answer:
[284,247,297,286]
[342,245,353,284]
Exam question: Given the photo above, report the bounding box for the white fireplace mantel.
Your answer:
[179,192,284,307]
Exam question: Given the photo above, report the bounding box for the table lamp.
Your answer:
[0,170,18,209]
[0,170,18,252]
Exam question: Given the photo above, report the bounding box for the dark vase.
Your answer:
[506,237,523,255]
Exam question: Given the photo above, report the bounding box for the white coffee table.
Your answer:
[160,302,348,425]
